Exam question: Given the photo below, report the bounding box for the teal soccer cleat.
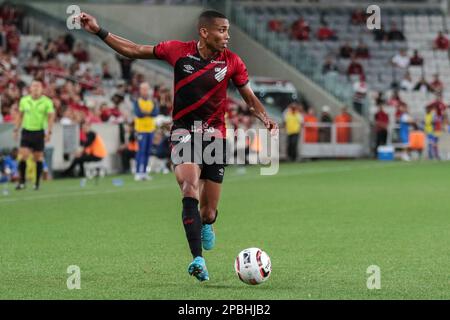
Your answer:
[201,224,215,250]
[188,256,209,282]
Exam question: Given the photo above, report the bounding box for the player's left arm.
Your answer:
[46,112,55,143]
[238,84,278,132]
[45,99,55,143]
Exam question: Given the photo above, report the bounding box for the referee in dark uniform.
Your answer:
[13,80,55,190]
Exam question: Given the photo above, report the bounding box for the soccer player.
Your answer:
[13,80,55,191]
[77,10,277,282]
[133,82,159,181]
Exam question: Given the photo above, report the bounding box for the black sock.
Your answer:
[19,160,26,184]
[36,161,43,187]
[182,197,202,259]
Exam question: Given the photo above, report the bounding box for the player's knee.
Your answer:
[18,149,30,160]
[182,180,199,198]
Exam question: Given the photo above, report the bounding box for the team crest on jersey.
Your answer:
[183,65,194,74]
[215,67,227,82]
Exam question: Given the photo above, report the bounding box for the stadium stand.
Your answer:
[0,1,260,173]
[232,2,450,120]
[231,1,450,156]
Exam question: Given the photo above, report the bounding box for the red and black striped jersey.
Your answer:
[154,40,249,137]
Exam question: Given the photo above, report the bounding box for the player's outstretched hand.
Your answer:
[77,12,100,34]
[265,118,279,136]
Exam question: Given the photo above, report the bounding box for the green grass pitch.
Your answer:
[1,160,449,299]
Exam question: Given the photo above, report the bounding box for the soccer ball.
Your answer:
[234,248,271,285]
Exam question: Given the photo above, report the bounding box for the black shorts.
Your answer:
[170,130,227,184]
[20,129,45,152]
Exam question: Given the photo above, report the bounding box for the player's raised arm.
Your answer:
[238,84,278,132]
[77,12,155,59]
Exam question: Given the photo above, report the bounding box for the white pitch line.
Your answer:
[0,161,424,205]
[0,182,174,205]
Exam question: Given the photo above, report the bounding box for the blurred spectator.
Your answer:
[149,128,171,174]
[133,82,159,181]
[268,19,284,33]
[102,62,113,80]
[64,33,75,52]
[316,22,337,41]
[339,41,353,59]
[31,42,46,62]
[56,35,69,54]
[352,75,368,115]
[424,104,440,160]
[322,56,338,74]
[433,31,449,50]
[60,108,76,125]
[409,50,424,66]
[373,23,388,42]
[283,103,302,161]
[334,106,352,143]
[303,108,319,143]
[413,76,432,93]
[85,107,102,124]
[354,40,370,59]
[0,19,5,50]
[319,105,332,143]
[387,90,404,118]
[62,122,107,177]
[291,17,310,41]
[43,41,58,61]
[6,24,20,55]
[116,53,135,81]
[399,71,414,91]
[347,55,364,78]
[351,9,367,25]
[398,103,413,161]
[0,147,19,182]
[375,91,385,106]
[426,92,447,130]
[73,42,89,62]
[99,103,112,122]
[99,97,125,124]
[159,87,173,116]
[409,124,425,160]
[392,49,410,69]
[374,103,389,157]
[430,74,443,94]
[117,122,138,174]
[388,22,405,41]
